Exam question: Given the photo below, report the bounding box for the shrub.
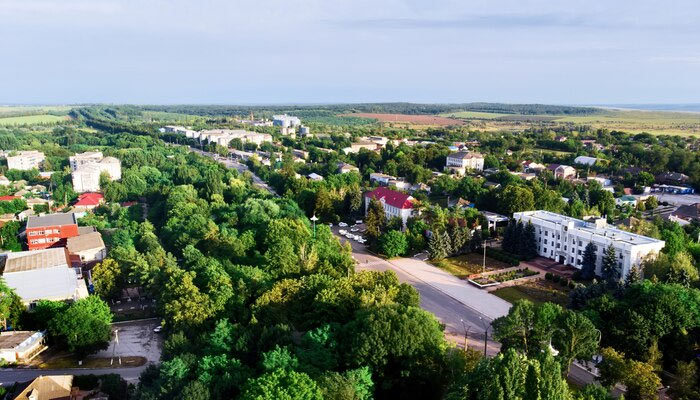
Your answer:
[561,279,569,287]
[553,275,561,283]
[73,374,100,390]
[568,280,576,289]
[545,272,553,280]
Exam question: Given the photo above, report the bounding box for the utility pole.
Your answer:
[482,238,487,273]
[479,316,490,356]
[460,319,471,350]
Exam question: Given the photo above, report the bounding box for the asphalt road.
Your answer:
[339,227,603,387]
[0,366,147,386]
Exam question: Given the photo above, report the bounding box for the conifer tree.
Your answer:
[522,222,537,260]
[624,265,642,287]
[601,244,619,286]
[580,242,597,280]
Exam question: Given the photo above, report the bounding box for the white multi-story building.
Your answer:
[71,153,121,193]
[6,151,45,171]
[163,125,197,137]
[69,151,103,171]
[198,129,272,147]
[445,151,484,174]
[272,114,301,128]
[513,210,665,279]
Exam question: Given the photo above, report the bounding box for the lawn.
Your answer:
[491,280,570,306]
[0,105,73,117]
[0,114,68,125]
[432,252,511,279]
[39,356,146,369]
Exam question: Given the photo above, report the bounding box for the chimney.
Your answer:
[595,218,607,230]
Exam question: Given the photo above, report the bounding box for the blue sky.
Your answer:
[1,0,700,105]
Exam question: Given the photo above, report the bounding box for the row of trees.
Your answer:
[501,220,537,260]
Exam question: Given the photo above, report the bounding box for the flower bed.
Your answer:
[490,268,538,282]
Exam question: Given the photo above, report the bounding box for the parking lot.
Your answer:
[93,318,162,363]
[332,220,367,246]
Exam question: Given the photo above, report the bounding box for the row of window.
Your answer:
[29,237,59,244]
[28,229,60,236]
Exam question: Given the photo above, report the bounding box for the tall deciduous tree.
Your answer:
[365,198,386,243]
[49,296,113,358]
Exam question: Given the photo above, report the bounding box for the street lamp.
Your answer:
[460,319,471,350]
[310,215,318,239]
[479,316,491,356]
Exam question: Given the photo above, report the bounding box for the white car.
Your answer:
[355,220,363,224]
[339,230,348,235]
[350,228,359,232]
[338,222,348,227]
[153,326,163,333]
[328,223,333,227]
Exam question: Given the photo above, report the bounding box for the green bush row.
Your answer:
[486,247,520,266]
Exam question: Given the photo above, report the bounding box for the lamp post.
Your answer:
[310,215,318,239]
[479,316,491,356]
[460,319,471,350]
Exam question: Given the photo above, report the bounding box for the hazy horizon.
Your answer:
[3,0,700,105]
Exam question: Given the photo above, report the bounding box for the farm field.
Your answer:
[0,105,73,117]
[440,108,700,136]
[340,112,465,126]
[0,114,68,125]
[141,110,203,122]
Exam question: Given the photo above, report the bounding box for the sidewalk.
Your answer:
[388,257,512,320]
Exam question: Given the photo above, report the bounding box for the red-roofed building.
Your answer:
[73,192,104,211]
[0,196,19,202]
[364,187,416,228]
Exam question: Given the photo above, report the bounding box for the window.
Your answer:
[557,234,560,239]
[564,245,567,251]
[545,231,548,237]
[619,253,624,260]
[578,240,582,246]
[556,243,560,248]
[544,239,548,245]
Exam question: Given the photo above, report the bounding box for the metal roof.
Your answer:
[26,213,76,229]
[2,248,71,273]
[66,232,105,253]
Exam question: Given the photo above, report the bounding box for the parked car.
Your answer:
[154,326,163,333]
[355,220,363,224]
[339,222,348,227]
[351,228,359,232]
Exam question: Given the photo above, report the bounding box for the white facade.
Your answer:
[6,151,45,171]
[514,210,665,279]
[199,129,272,147]
[369,173,395,185]
[445,152,484,174]
[69,151,103,171]
[71,154,121,193]
[272,114,301,128]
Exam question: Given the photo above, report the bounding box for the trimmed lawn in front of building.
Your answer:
[432,252,511,279]
[491,280,570,306]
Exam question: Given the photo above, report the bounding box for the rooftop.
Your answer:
[365,187,414,209]
[0,331,36,349]
[13,375,73,400]
[66,232,105,253]
[74,192,104,207]
[2,248,71,273]
[447,151,483,160]
[26,213,76,229]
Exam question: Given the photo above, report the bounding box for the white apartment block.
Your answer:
[69,151,103,171]
[71,153,122,193]
[163,125,197,137]
[514,210,665,279]
[6,151,45,171]
[198,129,272,147]
[445,151,484,174]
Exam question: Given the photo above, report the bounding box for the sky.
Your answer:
[2,0,700,105]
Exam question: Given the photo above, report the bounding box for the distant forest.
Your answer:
[138,102,603,117]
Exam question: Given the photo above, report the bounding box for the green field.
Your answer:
[0,114,68,125]
[0,105,73,117]
[141,110,203,122]
[440,108,700,136]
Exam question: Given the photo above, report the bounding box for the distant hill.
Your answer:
[139,102,603,117]
[599,104,700,112]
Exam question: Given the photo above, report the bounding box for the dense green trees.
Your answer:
[379,230,408,257]
[47,296,113,358]
[502,220,537,260]
[580,242,598,280]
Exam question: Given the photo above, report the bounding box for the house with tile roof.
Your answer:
[25,213,79,250]
[72,193,104,212]
[364,187,415,228]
